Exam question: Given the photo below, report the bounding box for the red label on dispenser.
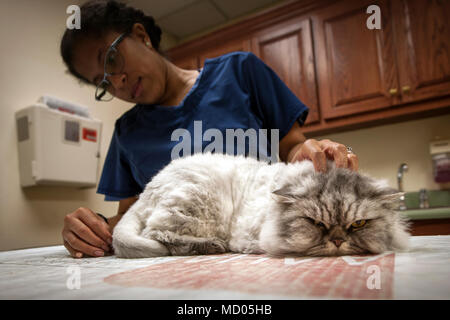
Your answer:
[82,128,97,142]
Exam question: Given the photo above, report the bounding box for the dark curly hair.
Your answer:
[60,0,162,84]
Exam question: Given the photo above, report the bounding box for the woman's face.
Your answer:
[71,24,167,104]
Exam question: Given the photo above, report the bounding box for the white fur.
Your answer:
[112,153,410,258]
[113,153,289,257]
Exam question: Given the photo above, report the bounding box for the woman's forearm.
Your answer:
[107,213,125,233]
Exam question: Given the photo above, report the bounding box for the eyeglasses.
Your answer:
[95,33,127,101]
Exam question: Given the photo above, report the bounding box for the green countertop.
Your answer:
[398,207,450,220]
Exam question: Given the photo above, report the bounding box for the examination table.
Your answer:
[0,236,449,299]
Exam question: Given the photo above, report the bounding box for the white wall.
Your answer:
[0,0,135,251]
[314,115,450,192]
[0,0,449,251]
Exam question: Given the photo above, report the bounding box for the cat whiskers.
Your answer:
[303,243,333,256]
[346,242,368,254]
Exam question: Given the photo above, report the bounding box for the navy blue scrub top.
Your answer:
[97,52,309,201]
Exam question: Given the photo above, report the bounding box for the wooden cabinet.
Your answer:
[312,0,400,120]
[252,18,320,125]
[173,56,199,70]
[410,219,450,236]
[168,0,450,136]
[198,39,251,67]
[392,0,450,105]
[313,0,450,121]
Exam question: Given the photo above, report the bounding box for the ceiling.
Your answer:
[128,0,282,41]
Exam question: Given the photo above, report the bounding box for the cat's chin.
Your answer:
[299,241,370,257]
[264,241,370,257]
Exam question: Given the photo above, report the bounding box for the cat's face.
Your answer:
[269,162,410,257]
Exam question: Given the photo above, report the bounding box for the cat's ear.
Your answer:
[272,185,297,204]
[378,192,405,210]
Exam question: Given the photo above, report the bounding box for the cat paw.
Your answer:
[206,239,228,254]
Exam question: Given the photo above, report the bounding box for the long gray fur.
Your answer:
[112,153,410,258]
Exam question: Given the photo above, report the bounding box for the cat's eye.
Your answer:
[351,220,366,228]
[314,220,326,228]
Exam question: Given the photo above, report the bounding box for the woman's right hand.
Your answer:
[62,207,113,258]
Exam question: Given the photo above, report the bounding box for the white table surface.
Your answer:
[0,236,449,300]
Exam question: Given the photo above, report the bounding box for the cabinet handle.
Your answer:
[402,85,411,93]
[389,88,398,96]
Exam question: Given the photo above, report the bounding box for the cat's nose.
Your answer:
[330,238,345,247]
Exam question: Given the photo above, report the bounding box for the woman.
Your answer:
[60,0,358,258]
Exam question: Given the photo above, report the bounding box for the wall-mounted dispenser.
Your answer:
[430,139,450,184]
[15,103,102,188]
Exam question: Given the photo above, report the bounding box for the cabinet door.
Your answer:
[252,18,320,125]
[313,0,400,120]
[198,39,251,67]
[393,0,450,103]
[172,56,199,70]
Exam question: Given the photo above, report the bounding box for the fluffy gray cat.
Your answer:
[113,153,410,258]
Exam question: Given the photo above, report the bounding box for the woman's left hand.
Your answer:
[289,138,358,173]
